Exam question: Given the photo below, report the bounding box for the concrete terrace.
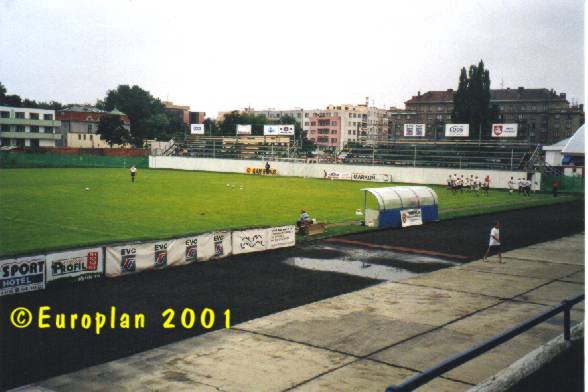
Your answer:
[20,233,585,392]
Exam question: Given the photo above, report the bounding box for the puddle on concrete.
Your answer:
[285,257,416,281]
[285,243,459,281]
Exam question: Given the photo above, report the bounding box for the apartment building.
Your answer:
[307,115,342,150]
[0,106,61,148]
[56,106,130,148]
[391,87,584,144]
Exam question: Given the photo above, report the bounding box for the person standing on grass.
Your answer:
[552,179,560,197]
[483,221,503,263]
[130,165,137,183]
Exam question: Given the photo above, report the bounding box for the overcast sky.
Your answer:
[0,0,584,117]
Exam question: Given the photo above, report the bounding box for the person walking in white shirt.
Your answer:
[483,221,503,263]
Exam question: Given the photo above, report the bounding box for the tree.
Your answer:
[100,85,175,145]
[452,60,496,140]
[98,115,131,147]
[203,118,219,136]
[0,82,6,99]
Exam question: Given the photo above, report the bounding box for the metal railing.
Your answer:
[385,294,585,392]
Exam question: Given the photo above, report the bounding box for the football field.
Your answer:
[0,168,577,257]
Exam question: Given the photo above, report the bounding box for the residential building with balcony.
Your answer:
[56,106,130,148]
[308,115,342,151]
[0,106,62,148]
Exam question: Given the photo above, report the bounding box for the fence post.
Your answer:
[563,300,571,340]
[413,146,416,167]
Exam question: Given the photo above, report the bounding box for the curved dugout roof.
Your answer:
[361,186,438,211]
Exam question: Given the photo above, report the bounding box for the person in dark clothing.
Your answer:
[552,179,560,197]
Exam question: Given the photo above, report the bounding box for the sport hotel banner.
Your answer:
[236,124,252,135]
[445,124,469,137]
[0,255,46,296]
[403,124,426,137]
[400,208,423,228]
[492,123,518,138]
[264,124,295,136]
[190,124,205,135]
[46,247,103,283]
[105,232,233,277]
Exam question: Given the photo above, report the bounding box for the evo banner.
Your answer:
[47,247,103,283]
[0,255,46,296]
[105,231,233,277]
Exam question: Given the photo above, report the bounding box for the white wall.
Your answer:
[150,156,540,190]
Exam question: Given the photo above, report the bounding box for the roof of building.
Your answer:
[61,105,107,113]
[562,124,584,155]
[542,137,570,151]
[109,107,126,116]
[405,88,568,104]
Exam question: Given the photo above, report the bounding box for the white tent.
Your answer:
[562,124,585,156]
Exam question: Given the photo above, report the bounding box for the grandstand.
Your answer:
[180,135,296,160]
[341,141,539,170]
[178,135,541,171]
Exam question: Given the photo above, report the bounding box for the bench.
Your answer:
[302,223,327,236]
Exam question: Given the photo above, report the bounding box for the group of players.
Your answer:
[508,176,533,196]
[447,174,491,195]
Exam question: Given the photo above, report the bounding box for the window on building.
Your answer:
[30,113,39,120]
[83,134,87,140]
[16,125,24,132]
[555,114,560,119]
[31,126,39,132]
[304,122,309,126]
[0,111,9,118]
[78,134,81,140]
[331,121,337,126]
[1,125,9,132]
[46,127,54,133]
[331,138,337,143]
[88,124,93,132]
[44,114,53,120]
[348,130,351,135]
[331,130,337,134]
[310,121,316,126]
[90,135,93,140]
[15,112,25,119]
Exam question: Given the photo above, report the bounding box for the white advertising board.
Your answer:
[400,208,423,227]
[403,124,426,137]
[445,124,470,137]
[267,226,296,249]
[105,240,172,277]
[193,231,232,261]
[236,124,252,135]
[46,247,103,282]
[190,124,205,135]
[264,125,295,136]
[232,229,268,254]
[492,123,518,138]
[0,255,46,296]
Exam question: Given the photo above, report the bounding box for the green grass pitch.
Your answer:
[0,168,577,258]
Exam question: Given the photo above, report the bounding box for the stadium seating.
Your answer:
[342,141,536,170]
